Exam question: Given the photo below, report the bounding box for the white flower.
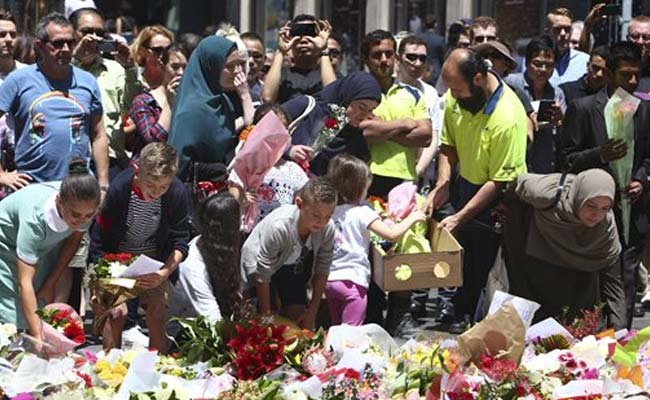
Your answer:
[108,261,128,278]
[0,323,17,348]
[282,387,308,400]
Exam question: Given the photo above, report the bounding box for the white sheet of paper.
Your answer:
[119,255,164,278]
[525,317,574,342]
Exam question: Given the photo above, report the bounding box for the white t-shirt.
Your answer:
[418,78,443,134]
[229,159,308,228]
[328,203,380,288]
[168,237,222,322]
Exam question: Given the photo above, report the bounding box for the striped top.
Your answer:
[118,190,162,254]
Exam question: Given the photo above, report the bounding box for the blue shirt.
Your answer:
[550,48,590,86]
[0,64,103,182]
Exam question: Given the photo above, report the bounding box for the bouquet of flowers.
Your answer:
[227,320,290,380]
[319,365,388,399]
[35,303,85,356]
[85,252,141,335]
[310,104,349,156]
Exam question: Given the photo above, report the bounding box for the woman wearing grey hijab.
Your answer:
[503,169,625,327]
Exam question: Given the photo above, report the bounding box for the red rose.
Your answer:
[324,117,338,129]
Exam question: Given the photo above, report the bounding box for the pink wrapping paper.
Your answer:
[387,182,418,220]
[233,111,291,231]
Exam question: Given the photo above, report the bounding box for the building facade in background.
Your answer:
[2,0,650,72]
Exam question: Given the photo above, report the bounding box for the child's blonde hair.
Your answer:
[326,154,372,204]
[138,142,178,179]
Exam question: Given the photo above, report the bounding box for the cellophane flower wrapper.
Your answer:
[232,111,291,232]
[309,104,349,156]
[90,278,141,336]
[37,303,86,357]
[387,182,431,254]
[604,87,640,244]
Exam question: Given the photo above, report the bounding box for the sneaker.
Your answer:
[122,326,149,348]
[392,314,421,339]
[448,315,471,335]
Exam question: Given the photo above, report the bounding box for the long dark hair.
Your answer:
[195,191,242,319]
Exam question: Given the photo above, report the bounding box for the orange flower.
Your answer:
[239,125,255,142]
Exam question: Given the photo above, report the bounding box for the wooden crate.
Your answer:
[371,218,463,291]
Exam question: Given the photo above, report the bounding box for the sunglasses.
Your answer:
[404,53,427,63]
[46,38,76,50]
[0,30,17,39]
[79,28,105,37]
[329,49,341,58]
[147,45,170,57]
[474,35,496,43]
[629,33,650,42]
[293,245,311,274]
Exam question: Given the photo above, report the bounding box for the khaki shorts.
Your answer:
[139,282,167,300]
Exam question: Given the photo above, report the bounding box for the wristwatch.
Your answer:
[100,185,109,192]
[321,50,330,57]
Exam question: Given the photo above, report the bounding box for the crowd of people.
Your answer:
[0,2,649,353]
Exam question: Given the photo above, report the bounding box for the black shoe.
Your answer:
[392,314,420,338]
[448,315,471,334]
[634,305,646,318]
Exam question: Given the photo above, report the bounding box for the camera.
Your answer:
[97,39,117,54]
[290,22,317,37]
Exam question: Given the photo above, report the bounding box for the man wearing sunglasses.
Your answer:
[469,16,497,47]
[545,7,589,86]
[0,12,109,190]
[70,7,141,178]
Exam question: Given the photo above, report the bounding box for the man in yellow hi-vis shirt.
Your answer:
[426,48,528,334]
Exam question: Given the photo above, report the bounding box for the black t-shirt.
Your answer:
[278,66,322,103]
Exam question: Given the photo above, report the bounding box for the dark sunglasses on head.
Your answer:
[404,53,427,63]
[147,45,170,57]
[79,28,105,37]
[46,38,77,49]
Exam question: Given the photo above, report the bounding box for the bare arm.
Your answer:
[91,114,110,188]
[390,119,433,148]
[307,272,328,314]
[416,129,438,177]
[18,259,41,339]
[261,51,284,104]
[37,231,84,303]
[256,282,272,314]
[455,180,503,224]
[368,210,426,242]
[360,118,416,142]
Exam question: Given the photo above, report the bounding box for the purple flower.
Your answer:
[11,393,35,400]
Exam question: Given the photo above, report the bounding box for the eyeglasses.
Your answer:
[328,49,341,58]
[45,38,77,50]
[79,28,105,37]
[0,30,17,39]
[369,50,394,60]
[530,60,555,70]
[628,33,650,42]
[147,45,170,57]
[404,53,427,63]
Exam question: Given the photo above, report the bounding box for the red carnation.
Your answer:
[63,321,86,344]
[324,117,338,129]
[75,371,93,388]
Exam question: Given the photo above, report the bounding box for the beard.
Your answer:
[456,81,487,114]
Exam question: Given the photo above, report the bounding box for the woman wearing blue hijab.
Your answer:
[168,36,246,181]
[281,71,382,176]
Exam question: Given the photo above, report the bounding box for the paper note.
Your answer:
[119,255,163,278]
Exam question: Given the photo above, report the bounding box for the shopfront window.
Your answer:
[323,0,365,74]
[393,0,445,36]
[254,0,293,49]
